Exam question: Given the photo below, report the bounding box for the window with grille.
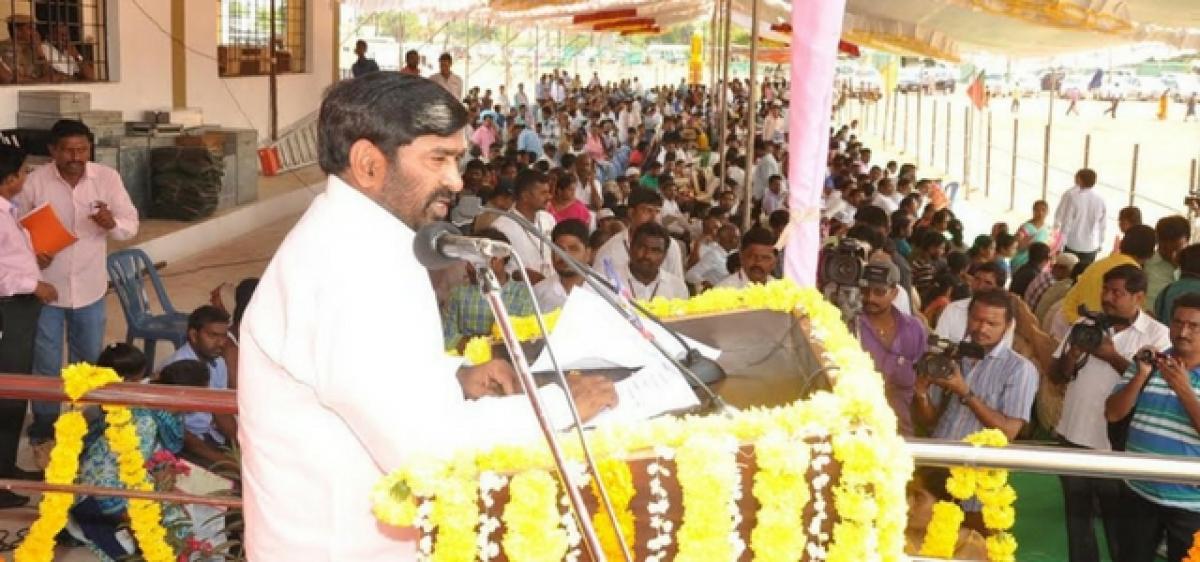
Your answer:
[0,0,110,84]
[217,0,307,77]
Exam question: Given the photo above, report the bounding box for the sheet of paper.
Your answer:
[584,363,701,428]
[530,287,720,372]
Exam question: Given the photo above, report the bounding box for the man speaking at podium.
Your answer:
[237,73,617,560]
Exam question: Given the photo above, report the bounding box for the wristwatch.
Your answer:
[958,390,975,405]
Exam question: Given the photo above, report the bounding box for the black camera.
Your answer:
[1134,349,1169,365]
[820,238,871,286]
[1067,306,1125,353]
[915,335,986,379]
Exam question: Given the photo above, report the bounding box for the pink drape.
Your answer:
[783,0,846,286]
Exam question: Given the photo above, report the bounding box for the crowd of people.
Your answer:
[1,46,1198,560]
[821,124,1200,560]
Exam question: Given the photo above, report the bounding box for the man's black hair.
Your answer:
[188,305,231,333]
[317,73,468,174]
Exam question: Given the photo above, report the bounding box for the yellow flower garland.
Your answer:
[589,458,635,562]
[674,433,739,562]
[463,336,494,366]
[502,471,568,562]
[919,501,964,558]
[750,432,810,562]
[430,462,479,562]
[1183,530,1200,562]
[373,280,916,561]
[926,428,1019,562]
[15,363,175,562]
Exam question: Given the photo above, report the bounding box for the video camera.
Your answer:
[1066,305,1127,353]
[820,238,872,287]
[1134,348,1170,365]
[1185,190,1200,210]
[914,335,986,380]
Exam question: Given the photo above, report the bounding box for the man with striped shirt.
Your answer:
[1106,292,1200,562]
[915,288,1040,443]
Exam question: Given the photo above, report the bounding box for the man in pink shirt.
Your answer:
[0,144,59,507]
[15,120,138,452]
[470,114,498,160]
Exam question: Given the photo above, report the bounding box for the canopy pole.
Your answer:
[534,26,540,85]
[742,0,760,231]
[717,0,733,198]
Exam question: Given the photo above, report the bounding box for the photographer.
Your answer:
[1052,265,1169,562]
[855,258,927,436]
[1104,293,1200,562]
[914,288,1038,443]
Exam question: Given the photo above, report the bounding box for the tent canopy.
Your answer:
[339,0,1200,57]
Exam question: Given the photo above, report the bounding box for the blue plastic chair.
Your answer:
[106,249,188,371]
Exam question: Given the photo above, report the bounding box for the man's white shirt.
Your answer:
[1054,311,1169,450]
[620,265,689,301]
[490,210,557,278]
[686,241,732,286]
[934,297,1015,348]
[593,227,684,280]
[1054,186,1108,252]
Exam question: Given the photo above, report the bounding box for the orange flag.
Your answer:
[966,71,986,110]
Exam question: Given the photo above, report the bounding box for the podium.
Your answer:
[378,300,911,562]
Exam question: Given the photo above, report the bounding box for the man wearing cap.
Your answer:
[1,14,52,83]
[855,257,926,436]
[1030,253,1081,324]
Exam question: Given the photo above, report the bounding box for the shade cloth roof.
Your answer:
[339,0,1200,57]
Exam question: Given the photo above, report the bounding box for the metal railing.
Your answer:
[2,372,1199,511]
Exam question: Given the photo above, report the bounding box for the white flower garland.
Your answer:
[646,446,675,562]
[806,440,835,562]
[477,471,507,561]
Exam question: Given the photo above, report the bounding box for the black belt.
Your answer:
[0,294,38,303]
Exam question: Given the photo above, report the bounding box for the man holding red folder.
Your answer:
[0,143,59,508]
[14,120,139,463]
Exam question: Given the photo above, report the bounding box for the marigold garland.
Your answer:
[589,458,635,561]
[925,428,1019,562]
[674,433,739,562]
[430,463,479,562]
[919,501,964,558]
[1183,530,1200,562]
[502,471,568,562]
[15,363,175,562]
[750,432,810,562]
[463,336,493,366]
[374,280,916,561]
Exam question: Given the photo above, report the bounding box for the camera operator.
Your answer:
[914,288,1038,443]
[1105,293,1200,562]
[854,257,927,437]
[1052,265,1169,562]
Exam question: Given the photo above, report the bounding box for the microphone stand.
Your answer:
[475,261,611,562]
[482,208,735,415]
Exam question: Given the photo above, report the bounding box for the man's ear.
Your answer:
[346,139,388,193]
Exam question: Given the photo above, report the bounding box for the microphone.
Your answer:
[413,222,512,270]
[477,208,733,413]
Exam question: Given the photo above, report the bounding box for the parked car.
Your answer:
[1163,73,1200,102]
[1012,74,1042,97]
[1058,73,1092,98]
[984,73,1010,97]
[897,66,922,92]
[851,67,883,95]
[1131,76,1166,101]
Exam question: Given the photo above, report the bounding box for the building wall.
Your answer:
[0,0,338,143]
